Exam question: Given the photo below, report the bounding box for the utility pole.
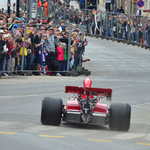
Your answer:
[16,0,20,17]
[8,0,11,16]
[28,0,32,21]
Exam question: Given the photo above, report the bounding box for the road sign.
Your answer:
[7,3,11,7]
[137,0,144,8]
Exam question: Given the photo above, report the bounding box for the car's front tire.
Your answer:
[109,103,131,131]
[41,97,62,126]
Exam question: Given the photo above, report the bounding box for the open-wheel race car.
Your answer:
[41,78,131,131]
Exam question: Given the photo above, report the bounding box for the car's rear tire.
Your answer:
[109,103,131,131]
[41,97,62,126]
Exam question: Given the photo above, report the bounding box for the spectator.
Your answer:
[82,37,88,54]
[37,34,48,75]
[79,0,85,10]
[0,1,90,76]
[0,30,7,76]
[146,20,150,45]
[7,34,13,75]
[46,27,58,71]
[65,0,70,7]
[63,43,67,71]
[58,20,66,32]
[43,0,48,17]
[57,0,62,5]
[59,31,69,50]
[19,36,28,70]
[114,8,120,13]
[57,42,64,75]
[25,33,32,70]
[119,6,124,14]
[11,37,19,75]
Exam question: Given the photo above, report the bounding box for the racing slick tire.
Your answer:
[41,97,62,126]
[109,103,131,131]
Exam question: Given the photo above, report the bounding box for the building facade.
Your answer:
[98,0,150,16]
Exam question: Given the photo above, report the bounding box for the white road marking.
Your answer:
[39,135,64,138]
[87,139,112,142]
[131,121,150,125]
[0,92,63,99]
[0,121,58,133]
[131,102,150,108]
[111,133,145,140]
[61,130,88,136]
[22,125,58,133]
[146,134,150,141]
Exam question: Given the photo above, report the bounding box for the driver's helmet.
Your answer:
[83,78,92,88]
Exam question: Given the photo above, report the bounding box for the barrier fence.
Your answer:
[35,1,150,47]
[0,22,86,76]
[1,0,150,76]
[18,0,150,47]
[85,10,150,46]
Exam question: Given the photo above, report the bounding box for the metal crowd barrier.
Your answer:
[36,1,150,50]
[2,0,149,77]
[20,0,150,50]
[0,22,89,77]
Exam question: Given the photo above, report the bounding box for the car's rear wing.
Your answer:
[65,86,112,100]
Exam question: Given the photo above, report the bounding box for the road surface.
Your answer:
[0,37,150,149]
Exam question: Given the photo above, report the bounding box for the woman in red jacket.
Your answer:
[57,42,64,76]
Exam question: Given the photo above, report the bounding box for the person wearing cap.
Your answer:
[46,27,59,71]
[59,31,68,50]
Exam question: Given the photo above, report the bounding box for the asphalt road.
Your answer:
[0,37,150,150]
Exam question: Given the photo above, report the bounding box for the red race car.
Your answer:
[41,78,131,131]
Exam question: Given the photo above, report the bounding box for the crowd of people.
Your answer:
[1,0,150,76]
[0,2,88,76]
[92,11,150,45]
[43,1,150,45]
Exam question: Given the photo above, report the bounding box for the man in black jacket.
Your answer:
[0,30,7,75]
[59,31,69,50]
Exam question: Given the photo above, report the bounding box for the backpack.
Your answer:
[32,64,42,75]
[45,65,51,75]
[37,64,42,75]
[51,60,60,71]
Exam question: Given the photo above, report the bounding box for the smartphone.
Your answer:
[16,30,19,35]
